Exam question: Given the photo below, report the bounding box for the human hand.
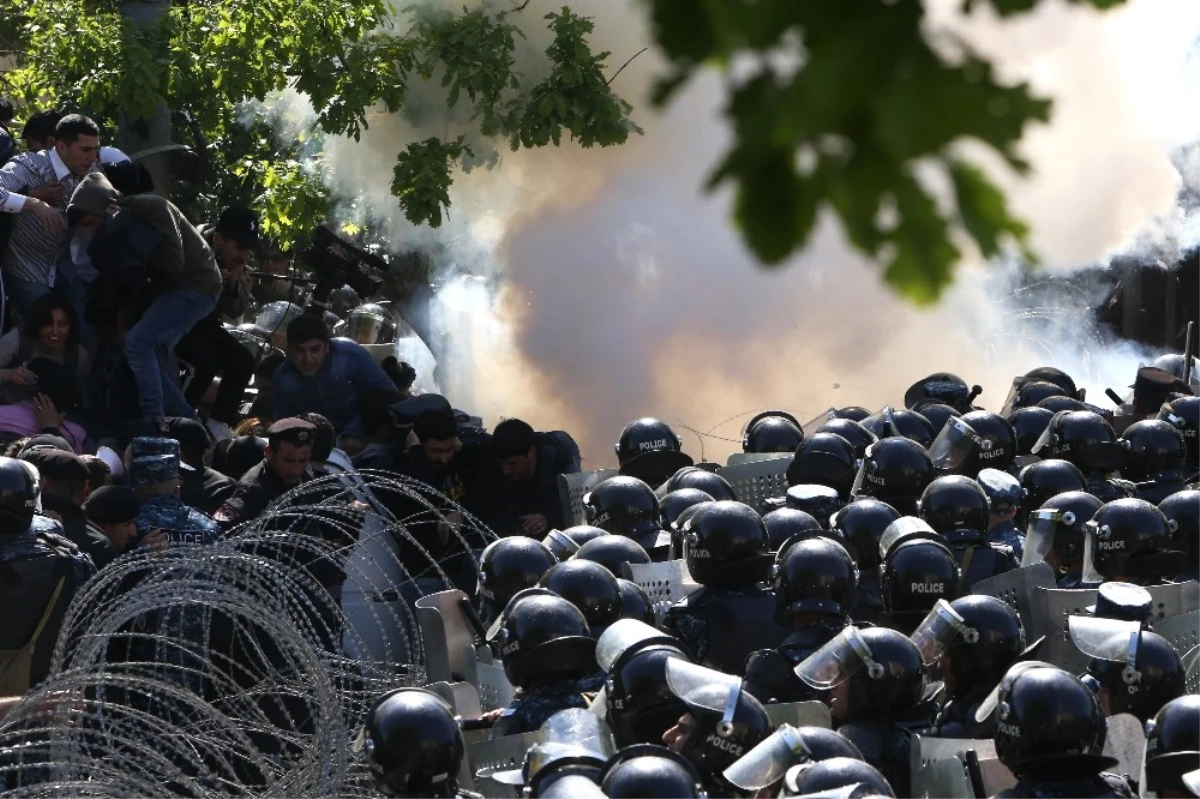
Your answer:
[437,510,464,546]
[519,514,549,536]
[32,393,62,429]
[28,182,64,205]
[2,364,36,386]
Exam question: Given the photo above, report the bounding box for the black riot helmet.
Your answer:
[660,489,716,530]
[941,596,1025,692]
[779,757,895,798]
[1073,621,1184,722]
[543,525,609,561]
[904,372,974,412]
[360,688,465,798]
[817,418,878,460]
[835,407,872,422]
[539,560,624,638]
[1033,411,1126,475]
[912,402,961,441]
[744,411,804,454]
[850,438,934,516]
[762,508,824,552]
[1015,380,1071,410]
[1008,406,1056,457]
[784,484,844,528]
[1158,489,1199,575]
[957,411,1017,474]
[574,536,651,577]
[796,626,925,722]
[490,589,597,687]
[1017,459,1088,526]
[1022,491,1102,574]
[723,725,866,796]
[1082,498,1176,584]
[831,499,901,572]
[1120,419,1188,482]
[616,418,693,485]
[664,659,773,783]
[881,539,960,625]
[1157,395,1199,468]
[0,457,39,533]
[603,635,690,748]
[773,536,858,622]
[681,501,771,589]
[786,433,858,499]
[616,579,656,626]
[1024,366,1080,400]
[599,745,706,799]
[1143,695,1200,797]
[1037,395,1091,414]
[584,476,662,548]
[662,467,737,502]
[918,476,990,541]
[992,665,1111,778]
[861,407,937,449]
[478,537,559,623]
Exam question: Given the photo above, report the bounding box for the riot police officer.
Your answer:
[1008,406,1055,461]
[1158,489,1199,581]
[1142,695,1200,799]
[660,489,715,532]
[598,745,707,799]
[850,437,934,515]
[918,476,1019,589]
[722,725,866,797]
[595,619,691,748]
[925,596,1026,738]
[1032,411,1135,502]
[615,418,693,487]
[1021,491,1103,587]
[861,407,936,449]
[1073,620,1185,722]
[572,535,651,578]
[1017,458,1089,528]
[958,411,1018,476]
[1157,394,1199,471]
[879,537,960,634]
[912,402,961,442]
[616,579,657,626]
[743,411,804,454]
[359,688,478,798]
[661,501,787,672]
[487,589,597,736]
[1121,419,1191,503]
[777,757,896,797]
[761,507,824,553]
[1081,498,1179,586]
[832,499,901,625]
[477,536,559,624]
[977,468,1025,559]
[583,476,667,558]
[783,484,844,528]
[539,559,624,692]
[989,664,1135,798]
[541,524,609,561]
[794,626,929,795]
[658,467,737,502]
[787,432,859,501]
[817,418,878,460]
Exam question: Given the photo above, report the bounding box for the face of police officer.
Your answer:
[266,441,312,485]
[827,679,853,722]
[288,338,329,378]
[662,711,696,753]
[500,447,537,481]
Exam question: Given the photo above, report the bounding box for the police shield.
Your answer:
[763,701,832,730]
[415,589,479,684]
[472,731,541,798]
[1143,582,1200,624]
[910,734,1016,799]
[717,456,793,509]
[558,469,618,527]
[1154,610,1200,658]
[724,724,824,792]
[1182,645,1200,694]
[472,657,515,712]
[621,560,695,620]
[1102,712,1146,780]
[928,417,990,475]
[970,563,1056,640]
[913,757,972,799]
[595,618,678,674]
[726,452,793,468]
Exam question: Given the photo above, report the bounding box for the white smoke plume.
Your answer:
[306,0,1198,466]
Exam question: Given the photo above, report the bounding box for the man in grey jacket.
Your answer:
[67,171,221,425]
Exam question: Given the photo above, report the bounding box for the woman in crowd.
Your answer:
[0,293,91,405]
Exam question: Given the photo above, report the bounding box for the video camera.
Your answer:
[302,224,389,310]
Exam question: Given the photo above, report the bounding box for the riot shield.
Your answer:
[1152,610,1200,657]
[415,589,479,684]
[558,469,618,527]
[718,456,794,509]
[912,757,972,799]
[1101,713,1145,779]
[1030,587,1098,670]
[970,563,1056,640]
[1144,582,1200,624]
[763,701,832,730]
[1182,645,1200,694]
[621,560,696,623]
[424,680,484,719]
[726,452,794,468]
[910,735,1015,798]
[472,731,541,798]
[472,657,515,712]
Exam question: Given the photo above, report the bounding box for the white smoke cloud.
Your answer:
[298,0,1198,466]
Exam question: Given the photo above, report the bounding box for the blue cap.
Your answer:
[977,468,1023,510]
[129,437,180,486]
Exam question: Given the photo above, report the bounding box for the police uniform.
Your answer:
[978,468,1025,560]
[81,485,142,569]
[1086,476,1137,503]
[129,438,221,547]
[837,721,924,797]
[661,584,787,673]
[213,419,316,530]
[489,681,590,738]
[933,685,995,739]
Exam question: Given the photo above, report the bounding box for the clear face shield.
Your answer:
[542,529,581,560]
[802,409,840,439]
[595,619,675,674]
[861,406,898,438]
[973,660,1057,725]
[928,417,991,474]
[910,599,978,666]
[1069,617,1143,690]
[1021,508,1076,568]
[877,517,939,563]
[664,659,745,737]
[722,724,814,792]
[1081,519,1113,585]
[794,627,883,689]
[493,708,617,786]
[346,309,395,346]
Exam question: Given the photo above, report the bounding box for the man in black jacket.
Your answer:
[490,418,581,535]
[213,418,315,530]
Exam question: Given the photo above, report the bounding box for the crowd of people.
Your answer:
[1,106,1200,798]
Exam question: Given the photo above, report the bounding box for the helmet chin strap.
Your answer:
[717,682,740,738]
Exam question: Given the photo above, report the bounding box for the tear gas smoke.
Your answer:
[300,0,1198,466]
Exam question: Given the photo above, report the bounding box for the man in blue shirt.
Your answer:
[271,312,402,443]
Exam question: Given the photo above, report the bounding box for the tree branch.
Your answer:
[606,47,646,85]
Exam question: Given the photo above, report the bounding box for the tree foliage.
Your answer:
[644,0,1125,302]
[2,0,638,246]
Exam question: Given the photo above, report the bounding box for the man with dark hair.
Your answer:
[270,313,401,440]
[213,418,316,530]
[163,416,236,516]
[176,206,259,441]
[82,484,142,568]
[19,111,63,154]
[491,418,582,535]
[19,447,108,562]
[1,114,105,317]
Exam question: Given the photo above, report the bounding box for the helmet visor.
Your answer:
[1030,416,1058,457]
[1021,509,1076,568]
[910,599,977,666]
[794,627,880,689]
[878,517,938,562]
[723,724,811,792]
[802,409,840,438]
[542,529,580,560]
[849,452,871,499]
[973,660,1057,724]
[928,417,990,473]
[1156,404,1188,428]
[1068,616,1141,663]
[664,658,742,713]
[1081,520,1107,585]
[595,619,674,673]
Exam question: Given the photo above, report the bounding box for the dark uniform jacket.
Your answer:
[489,681,589,738]
[180,464,237,517]
[213,460,310,531]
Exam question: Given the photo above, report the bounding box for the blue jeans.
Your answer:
[124,289,217,419]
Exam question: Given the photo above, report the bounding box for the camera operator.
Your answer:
[175,206,258,441]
